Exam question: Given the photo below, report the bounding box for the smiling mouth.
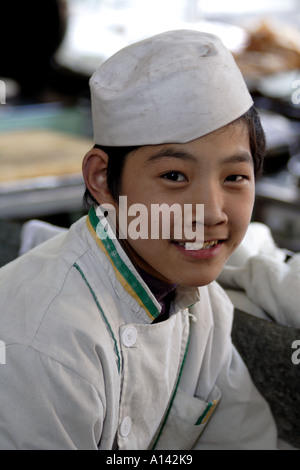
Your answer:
[171,240,220,251]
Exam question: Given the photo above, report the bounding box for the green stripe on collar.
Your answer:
[88,206,160,321]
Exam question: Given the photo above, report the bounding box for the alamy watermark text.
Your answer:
[291,340,300,365]
[291,80,300,105]
[0,80,6,104]
[96,198,204,245]
[0,341,6,365]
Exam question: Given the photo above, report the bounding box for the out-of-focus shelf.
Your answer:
[254,171,300,252]
[255,174,300,208]
[0,127,92,220]
[0,174,85,220]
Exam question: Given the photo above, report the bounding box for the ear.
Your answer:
[82,147,115,205]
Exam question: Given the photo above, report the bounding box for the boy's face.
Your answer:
[116,122,255,287]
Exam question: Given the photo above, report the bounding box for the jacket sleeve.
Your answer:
[219,254,300,328]
[193,343,279,450]
[218,222,300,328]
[187,283,279,450]
[0,344,104,450]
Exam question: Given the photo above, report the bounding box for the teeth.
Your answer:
[173,240,219,250]
[185,240,218,251]
[185,242,204,250]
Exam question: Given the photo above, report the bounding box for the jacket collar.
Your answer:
[86,206,161,322]
[86,206,201,322]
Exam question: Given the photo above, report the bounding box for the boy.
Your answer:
[0,30,279,449]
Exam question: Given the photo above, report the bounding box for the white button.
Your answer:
[122,326,137,348]
[120,416,132,437]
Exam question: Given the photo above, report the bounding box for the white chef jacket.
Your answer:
[0,206,278,450]
[219,223,300,328]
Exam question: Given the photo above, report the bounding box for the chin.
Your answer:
[184,264,226,287]
[185,279,216,288]
[170,272,220,288]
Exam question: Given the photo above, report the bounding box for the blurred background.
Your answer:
[1,0,300,265]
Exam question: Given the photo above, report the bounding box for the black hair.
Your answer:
[83,145,140,209]
[83,105,266,209]
[238,106,266,178]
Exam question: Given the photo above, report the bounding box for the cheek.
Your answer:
[228,191,255,242]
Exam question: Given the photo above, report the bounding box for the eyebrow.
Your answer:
[222,152,254,167]
[146,148,253,166]
[146,148,197,164]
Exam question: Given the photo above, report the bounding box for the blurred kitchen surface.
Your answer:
[1,0,300,266]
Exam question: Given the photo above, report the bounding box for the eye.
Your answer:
[225,174,247,183]
[162,171,187,182]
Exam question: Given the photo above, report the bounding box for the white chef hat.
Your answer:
[90,29,253,146]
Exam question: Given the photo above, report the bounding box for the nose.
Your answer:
[198,182,228,228]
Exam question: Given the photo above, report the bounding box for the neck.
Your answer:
[137,266,177,323]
